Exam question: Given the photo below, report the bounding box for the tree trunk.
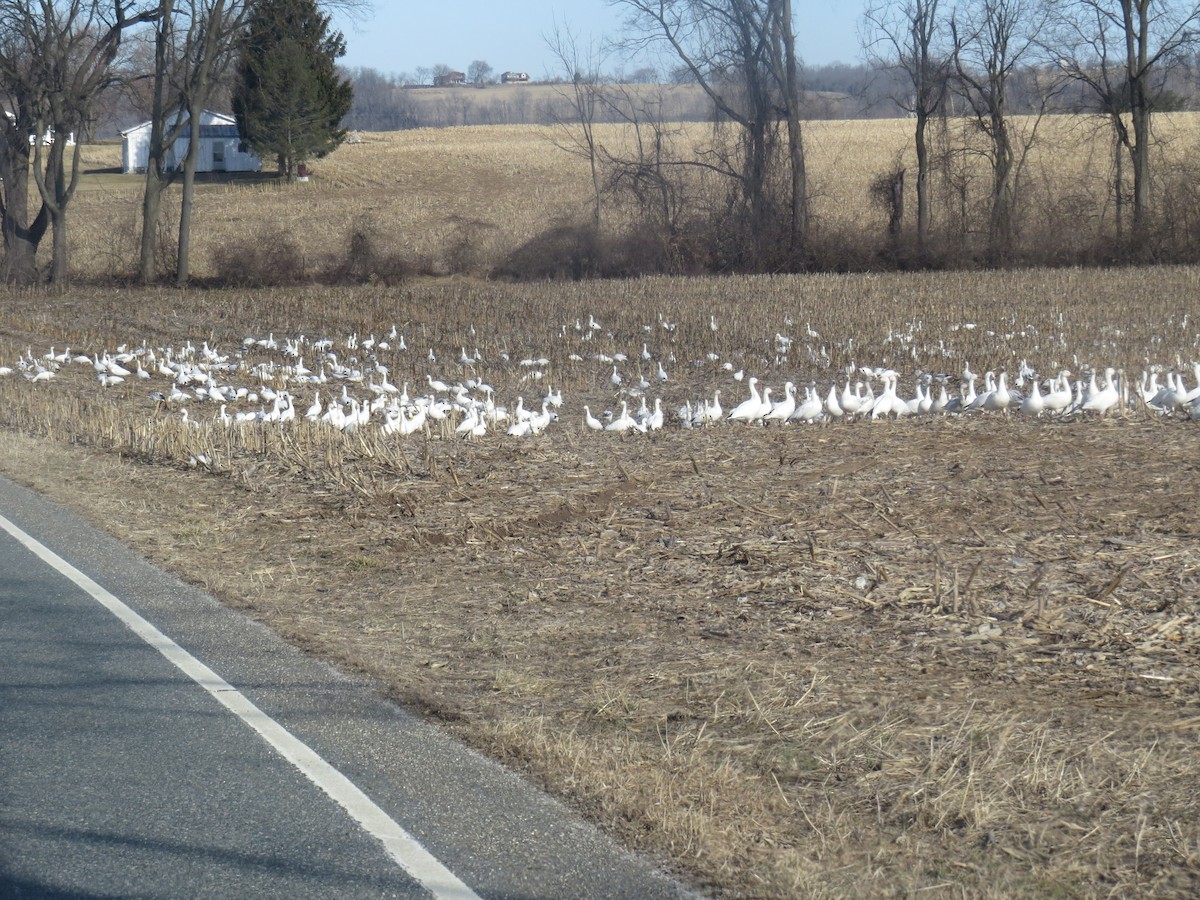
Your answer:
[1130,92,1151,233]
[777,0,807,254]
[1,181,44,284]
[177,106,203,284]
[1113,127,1125,238]
[49,209,69,285]
[1128,0,1151,236]
[140,0,174,283]
[745,119,769,248]
[46,140,72,285]
[888,169,905,241]
[915,109,931,249]
[989,112,1015,258]
[0,130,47,284]
[141,175,166,282]
[3,226,41,284]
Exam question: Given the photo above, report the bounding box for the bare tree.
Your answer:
[468,59,493,84]
[1046,0,1200,238]
[769,0,806,250]
[0,35,48,283]
[599,83,694,240]
[863,0,956,249]
[0,1,160,284]
[545,20,608,227]
[139,0,252,284]
[951,0,1052,257]
[142,0,365,282]
[613,0,809,259]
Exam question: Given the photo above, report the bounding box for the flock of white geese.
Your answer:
[3,321,1200,441]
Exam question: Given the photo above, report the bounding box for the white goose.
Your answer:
[792,384,824,423]
[605,401,641,433]
[1043,372,1073,413]
[583,405,604,431]
[728,377,768,424]
[765,382,797,424]
[702,390,723,425]
[983,372,1013,413]
[1081,368,1120,415]
[824,383,843,419]
[840,380,864,416]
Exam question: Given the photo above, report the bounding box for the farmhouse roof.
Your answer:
[120,109,237,137]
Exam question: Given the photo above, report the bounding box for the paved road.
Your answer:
[0,473,698,899]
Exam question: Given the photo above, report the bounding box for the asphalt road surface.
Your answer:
[0,473,698,899]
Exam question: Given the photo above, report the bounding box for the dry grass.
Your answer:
[1,268,1199,897]
[54,112,1200,280]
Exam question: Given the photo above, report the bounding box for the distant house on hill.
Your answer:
[120,110,261,175]
[500,71,530,84]
[434,71,466,87]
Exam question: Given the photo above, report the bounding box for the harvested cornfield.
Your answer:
[1,268,1198,897]
[56,111,1200,281]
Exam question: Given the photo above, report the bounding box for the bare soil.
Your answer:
[1,277,1198,898]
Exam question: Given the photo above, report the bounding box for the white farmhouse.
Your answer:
[121,110,260,175]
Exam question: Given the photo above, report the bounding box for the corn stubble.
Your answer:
[2,122,1199,897]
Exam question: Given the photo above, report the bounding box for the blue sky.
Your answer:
[331,1,864,80]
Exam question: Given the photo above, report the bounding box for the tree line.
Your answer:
[0,0,353,286]
[5,0,1200,286]
[529,0,1200,274]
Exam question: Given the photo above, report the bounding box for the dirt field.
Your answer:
[1,270,1198,897]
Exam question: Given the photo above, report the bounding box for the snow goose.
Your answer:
[967,372,994,412]
[824,383,843,419]
[983,372,1012,413]
[642,398,665,432]
[703,390,723,424]
[583,406,604,431]
[605,401,642,433]
[728,377,768,424]
[1043,373,1073,413]
[1082,368,1120,415]
[305,394,323,420]
[1019,379,1045,416]
[791,384,825,423]
[917,381,934,415]
[764,382,796,424]
[930,379,950,414]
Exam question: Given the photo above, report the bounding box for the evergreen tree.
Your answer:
[232,0,352,180]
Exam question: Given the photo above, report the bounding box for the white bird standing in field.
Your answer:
[792,384,824,423]
[824,383,843,419]
[1019,379,1045,416]
[728,377,768,424]
[764,382,796,424]
[605,401,642,433]
[983,371,1013,413]
[1082,367,1120,415]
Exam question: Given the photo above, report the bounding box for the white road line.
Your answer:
[0,511,481,900]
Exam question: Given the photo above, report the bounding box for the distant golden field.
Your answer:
[63,112,1200,281]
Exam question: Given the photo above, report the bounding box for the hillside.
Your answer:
[346,81,858,130]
